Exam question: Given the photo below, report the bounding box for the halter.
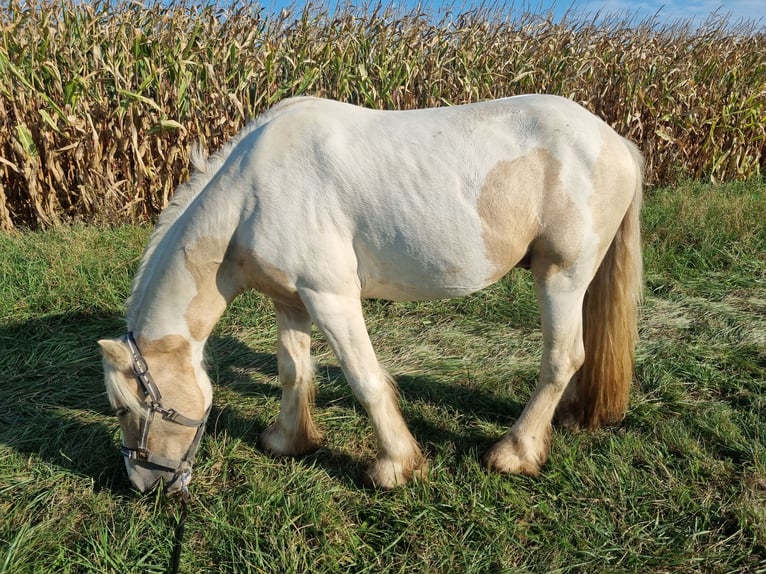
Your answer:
[118,332,209,492]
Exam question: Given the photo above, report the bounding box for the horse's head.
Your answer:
[98,334,210,495]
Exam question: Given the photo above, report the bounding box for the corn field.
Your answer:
[0,0,764,230]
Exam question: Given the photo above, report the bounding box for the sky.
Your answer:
[544,0,764,26]
[262,0,765,29]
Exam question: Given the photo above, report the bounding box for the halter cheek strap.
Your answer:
[118,332,209,484]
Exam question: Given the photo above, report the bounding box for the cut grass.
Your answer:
[1,180,765,572]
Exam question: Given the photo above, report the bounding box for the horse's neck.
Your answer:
[125,234,236,417]
[129,227,241,348]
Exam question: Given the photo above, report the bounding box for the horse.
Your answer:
[99,94,643,494]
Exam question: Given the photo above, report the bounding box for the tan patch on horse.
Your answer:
[135,334,200,405]
[521,150,586,279]
[536,189,584,276]
[183,237,231,341]
[126,334,204,454]
[184,237,301,341]
[227,244,302,308]
[477,148,561,282]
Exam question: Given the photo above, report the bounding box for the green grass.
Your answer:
[1,181,765,573]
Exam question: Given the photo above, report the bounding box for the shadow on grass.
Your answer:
[0,310,135,494]
[0,311,526,494]
[206,335,526,474]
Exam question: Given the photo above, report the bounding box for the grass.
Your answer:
[0,0,764,229]
[1,180,765,572]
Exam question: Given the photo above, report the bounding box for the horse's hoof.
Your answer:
[553,410,582,429]
[363,456,429,489]
[553,397,585,429]
[257,422,322,457]
[482,433,548,476]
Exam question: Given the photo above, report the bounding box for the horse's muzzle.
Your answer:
[125,460,181,494]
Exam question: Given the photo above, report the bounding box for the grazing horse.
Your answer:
[99,95,643,493]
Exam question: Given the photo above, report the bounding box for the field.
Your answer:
[1,179,764,572]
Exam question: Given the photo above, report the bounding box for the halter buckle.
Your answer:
[121,445,150,462]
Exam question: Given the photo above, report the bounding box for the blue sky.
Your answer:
[261,0,765,28]
[546,0,764,25]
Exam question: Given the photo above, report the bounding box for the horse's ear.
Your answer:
[98,339,133,371]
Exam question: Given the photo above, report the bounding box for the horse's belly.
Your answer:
[357,244,503,301]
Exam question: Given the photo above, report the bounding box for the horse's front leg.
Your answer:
[484,270,587,475]
[299,290,426,488]
[258,302,322,456]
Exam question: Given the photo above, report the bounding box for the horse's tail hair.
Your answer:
[568,140,644,428]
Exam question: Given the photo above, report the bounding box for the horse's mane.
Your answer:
[126,97,316,325]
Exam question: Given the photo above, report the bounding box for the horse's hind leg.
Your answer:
[258,302,322,456]
[484,268,587,475]
[299,290,425,488]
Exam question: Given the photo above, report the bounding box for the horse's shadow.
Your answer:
[205,335,526,480]
[0,310,525,494]
[0,310,135,495]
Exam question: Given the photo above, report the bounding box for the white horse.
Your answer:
[99,95,643,494]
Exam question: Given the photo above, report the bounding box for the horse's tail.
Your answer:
[562,140,644,428]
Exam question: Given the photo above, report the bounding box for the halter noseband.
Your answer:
[118,332,209,491]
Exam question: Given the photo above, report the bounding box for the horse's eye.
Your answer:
[115,407,130,417]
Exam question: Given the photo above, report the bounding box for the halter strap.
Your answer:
[124,332,163,403]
